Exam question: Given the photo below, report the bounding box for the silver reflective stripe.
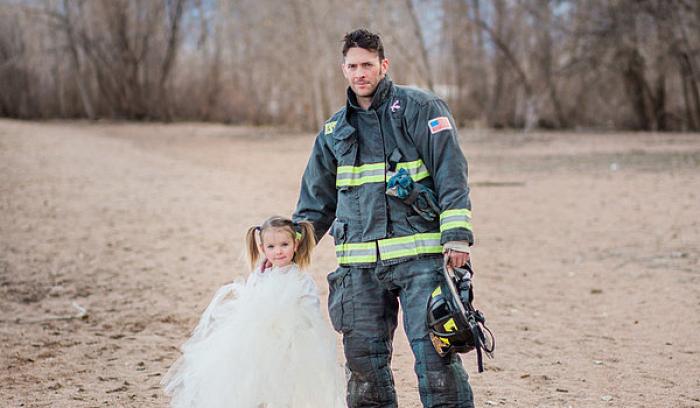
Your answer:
[386,159,430,182]
[377,233,443,260]
[336,242,377,264]
[439,209,472,232]
[335,233,444,264]
[336,162,386,187]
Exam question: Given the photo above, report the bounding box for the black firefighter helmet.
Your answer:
[426,258,495,372]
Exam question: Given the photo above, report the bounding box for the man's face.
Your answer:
[342,47,389,98]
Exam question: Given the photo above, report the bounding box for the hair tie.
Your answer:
[292,222,303,240]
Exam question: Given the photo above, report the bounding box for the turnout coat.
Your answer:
[293,77,473,267]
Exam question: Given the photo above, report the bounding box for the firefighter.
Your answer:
[293,28,475,408]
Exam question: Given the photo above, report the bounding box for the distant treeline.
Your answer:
[1,0,699,131]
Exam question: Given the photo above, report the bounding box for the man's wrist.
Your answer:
[443,241,471,254]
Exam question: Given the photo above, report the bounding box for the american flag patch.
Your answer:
[428,117,452,134]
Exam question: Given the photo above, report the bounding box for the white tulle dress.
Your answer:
[162,263,346,408]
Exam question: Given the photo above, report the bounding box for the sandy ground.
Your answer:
[1,119,699,408]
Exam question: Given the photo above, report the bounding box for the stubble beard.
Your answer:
[354,72,384,98]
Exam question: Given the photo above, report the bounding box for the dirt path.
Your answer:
[1,120,698,407]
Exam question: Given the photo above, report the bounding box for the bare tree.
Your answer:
[404,0,434,90]
[1,0,699,131]
[60,0,95,119]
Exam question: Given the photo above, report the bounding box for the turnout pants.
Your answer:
[327,256,474,408]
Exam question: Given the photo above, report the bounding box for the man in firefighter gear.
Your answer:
[293,28,475,408]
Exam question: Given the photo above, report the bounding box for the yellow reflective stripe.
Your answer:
[335,163,386,187]
[336,160,430,187]
[378,232,442,260]
[337,162,385,174]
[440,221,473,232]
[440,209,472,220]
[379,235,416,246]
[411,171,430,182]
[395,159,424,170]
[336,174,386,187]
[336,162,386,187]
[337,255,377,263]
[336,242,377,264]
[378,232,441,246]
[439,208,473,232]
[394,159,430,182]
[337,233,446,264]
[335,242,376,251]
[380,247,443,259]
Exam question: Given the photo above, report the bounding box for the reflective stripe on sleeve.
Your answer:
[439,209,473,232]
[336,162,385,187]
[335,242,377,264]
[377,233,443,260]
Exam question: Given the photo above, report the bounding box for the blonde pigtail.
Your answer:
[293,221,316,269]
[244,226,262,270]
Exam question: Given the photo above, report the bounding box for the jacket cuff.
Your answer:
[440,229,474,246]
[443,241,471,253]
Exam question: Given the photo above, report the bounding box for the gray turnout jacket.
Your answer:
[293,77,473,266]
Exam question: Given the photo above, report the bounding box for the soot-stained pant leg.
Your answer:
[397,257,475,408]
[330,266,400,408]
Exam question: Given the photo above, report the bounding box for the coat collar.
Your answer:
[346,75,393,112]
[332,76,393,141]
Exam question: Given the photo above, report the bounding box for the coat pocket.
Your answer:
[327,266,353,333]
[406,213,438,233]
[333,128,357,159]
[330,219,347,243]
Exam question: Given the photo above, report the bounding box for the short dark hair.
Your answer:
[342,29,385,60]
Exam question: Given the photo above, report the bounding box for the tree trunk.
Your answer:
[62,0,95,119]
[619,47,655,130]
[404,0,433,91]
[475,0,534,128]
[486,0,505,127]
[539,0,567,128]
[159,0,185,121]
[678,52,700,130]
[470,0,488,121]
[653,72,666,131]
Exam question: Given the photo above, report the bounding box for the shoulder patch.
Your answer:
[428,117,452,134]
[324,121,337,135]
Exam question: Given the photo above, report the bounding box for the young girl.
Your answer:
[162,216,345,408]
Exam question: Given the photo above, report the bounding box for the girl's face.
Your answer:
[260,228,298,268]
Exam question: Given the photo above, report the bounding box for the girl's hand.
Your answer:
[260,258,273,273]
